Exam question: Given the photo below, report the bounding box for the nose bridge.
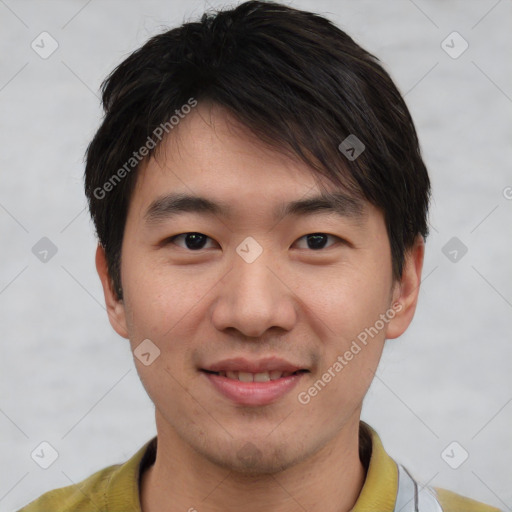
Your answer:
[231,242,281,315]
[211,240,296,338]
[234,246,276,302]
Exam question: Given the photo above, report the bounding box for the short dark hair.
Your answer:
[85,0,430,301]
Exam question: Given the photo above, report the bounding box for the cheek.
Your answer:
[121,254,201,335]
[302,264,391,393]
[305,264,390,333]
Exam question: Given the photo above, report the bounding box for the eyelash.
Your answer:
[165,232,343,251]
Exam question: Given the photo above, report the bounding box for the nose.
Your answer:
[211,247,298,339]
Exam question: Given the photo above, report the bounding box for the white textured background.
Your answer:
[1,1,511,511]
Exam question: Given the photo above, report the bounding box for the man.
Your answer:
[18,1,501,511]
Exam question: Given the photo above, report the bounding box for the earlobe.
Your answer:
[385,236,425,340]
[95,244,129,339]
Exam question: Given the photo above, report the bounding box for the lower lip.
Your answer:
[202,371,305,406]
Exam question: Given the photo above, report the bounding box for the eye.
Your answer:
[294,233,340,250]
[165,232,342,251]
[167,232,217,250]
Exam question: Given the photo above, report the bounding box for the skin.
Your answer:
[96,103,424,512]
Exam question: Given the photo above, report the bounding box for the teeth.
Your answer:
[218,370,296,381]
[254,372,271,382]
[238,371,253,382]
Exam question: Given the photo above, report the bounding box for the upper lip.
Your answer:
[202,357,306,374]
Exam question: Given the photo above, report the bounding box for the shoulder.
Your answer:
[434,486,503,512]
[16,463,117,512]
[363,423,502,512]
[16,437,156,512]
[17,437,155,512]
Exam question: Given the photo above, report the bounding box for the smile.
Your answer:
[204,369,305,382]
[201,369,308,406]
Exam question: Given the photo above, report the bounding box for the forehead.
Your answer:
[129,103,367,224]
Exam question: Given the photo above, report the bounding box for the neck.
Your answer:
[141,415,367,512]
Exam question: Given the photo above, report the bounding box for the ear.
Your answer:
[95,244,129,339]
[385,236,425,339]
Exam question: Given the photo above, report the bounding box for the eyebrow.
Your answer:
[144,191,365,226]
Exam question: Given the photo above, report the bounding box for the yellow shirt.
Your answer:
[18,423,502,512]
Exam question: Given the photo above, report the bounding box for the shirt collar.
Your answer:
[353,422,398,512]
[104,435,157,510]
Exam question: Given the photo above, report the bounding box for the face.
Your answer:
[97,103,423,474]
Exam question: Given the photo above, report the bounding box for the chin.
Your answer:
[199,439,308,476]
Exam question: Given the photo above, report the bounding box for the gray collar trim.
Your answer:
[394,464,444,512]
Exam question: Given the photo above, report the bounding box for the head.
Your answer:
[87,1,429,473]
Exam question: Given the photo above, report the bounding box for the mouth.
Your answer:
[201,369,308,382]
[200,361,309,406]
